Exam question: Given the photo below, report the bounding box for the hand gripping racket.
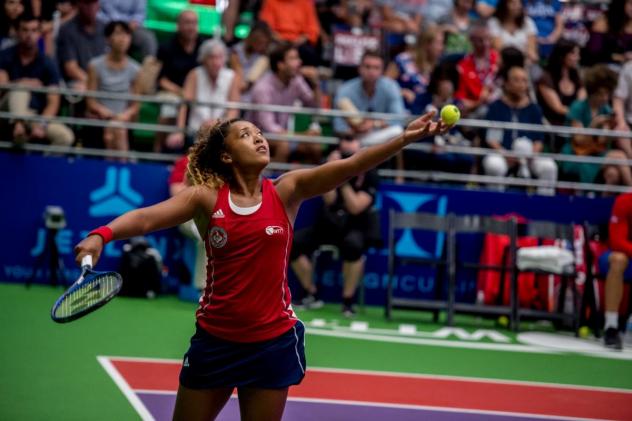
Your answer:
[51,255,123,323]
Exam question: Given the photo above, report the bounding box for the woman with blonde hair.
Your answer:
[386,25,444,113]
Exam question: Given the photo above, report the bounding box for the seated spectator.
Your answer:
[98,0,159,94]
[614,61,632,154]
[584,0,632,67]
[536,39,585,128]
[154,10,203,152]
[335,50,406,176]
[454,22,499,117]
[86,21,140,152]
[229,20,273,100]
[385,25,444,114]
[486,46,533,105]
[247,43,322,163]
[524,0,563,59]
[56,0,106,91]
[483,66,557,195]
[0,0,24,50]
[600,192,632,350]
[0,13,74,146]
[166,39,241,152]
[406,63,475,174]
[561,65,632,189]
[438,0,476,58]
[290,136,379,316]
[259,0,321,66]
[97,0,157,60]
[488,0,538,64]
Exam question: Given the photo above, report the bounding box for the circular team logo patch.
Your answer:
[209,226,228,248]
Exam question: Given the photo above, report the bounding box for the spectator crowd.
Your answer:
[0,0,632,194]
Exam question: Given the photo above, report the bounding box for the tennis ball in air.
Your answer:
[440,105,461,125]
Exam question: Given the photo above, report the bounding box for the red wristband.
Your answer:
[88,226,113,244]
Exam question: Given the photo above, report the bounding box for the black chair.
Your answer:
[385,211,451,322]
[450,214,519,328]
[385,212,519,329]
[514,220,580,333]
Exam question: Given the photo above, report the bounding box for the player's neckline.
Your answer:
[228,191,262,215]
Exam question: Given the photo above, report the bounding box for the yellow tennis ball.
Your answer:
[578,326,590,338]
[497,315,509,328]
[440,105,461,125]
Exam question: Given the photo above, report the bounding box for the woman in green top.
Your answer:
[562,65,632,189]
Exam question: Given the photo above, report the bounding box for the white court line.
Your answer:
[129,390,607,421]
[102,356,632,395]
[306,327,632,361]
[96,356,155,421]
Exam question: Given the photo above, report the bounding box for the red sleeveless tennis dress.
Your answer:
[195,178,297,342]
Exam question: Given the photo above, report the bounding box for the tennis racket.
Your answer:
[51,255,123,323]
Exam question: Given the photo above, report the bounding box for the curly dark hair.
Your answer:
[583,65,618,96]
[187,119,245,189]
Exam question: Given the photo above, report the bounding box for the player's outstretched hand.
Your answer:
[403,111,451,144]
[74,235,104,267]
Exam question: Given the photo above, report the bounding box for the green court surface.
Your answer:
[1,283,631,420]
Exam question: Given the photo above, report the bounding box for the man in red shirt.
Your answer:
[601,192,632,350]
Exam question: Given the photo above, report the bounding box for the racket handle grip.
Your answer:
[81,255,93,270]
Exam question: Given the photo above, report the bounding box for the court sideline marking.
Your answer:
[98,356,632,421]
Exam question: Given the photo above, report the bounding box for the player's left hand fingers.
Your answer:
[406,110,436,131]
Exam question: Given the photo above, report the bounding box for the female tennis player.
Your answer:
[74,112,448,421]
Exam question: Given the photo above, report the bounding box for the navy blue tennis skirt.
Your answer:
[179,321,306,389]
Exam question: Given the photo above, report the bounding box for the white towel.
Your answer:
[517,246,575,275]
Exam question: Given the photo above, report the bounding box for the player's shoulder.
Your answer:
[184,184,219,211]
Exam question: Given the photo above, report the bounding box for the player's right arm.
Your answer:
[74,186,215,265]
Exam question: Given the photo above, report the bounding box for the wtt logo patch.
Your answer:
[265,226,284,235]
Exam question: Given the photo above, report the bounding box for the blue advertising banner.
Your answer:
[0,152,179,288]
[0,152,615,306]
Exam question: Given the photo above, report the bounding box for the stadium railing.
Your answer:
[1,83,631,195]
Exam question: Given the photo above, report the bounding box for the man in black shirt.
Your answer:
[55,0,106,90]
[290,136,380,316]
[0,14,74,146]
[154,10,203,152]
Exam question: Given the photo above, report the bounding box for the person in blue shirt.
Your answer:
[0,13,74,146]
[333,50,405,139]
[334,50,407,175]
[482,65,557,194]
[524,0,564,59]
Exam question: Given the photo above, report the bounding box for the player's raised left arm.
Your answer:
[277,111,448,205]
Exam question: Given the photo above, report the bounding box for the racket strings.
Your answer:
[55,274,122,318]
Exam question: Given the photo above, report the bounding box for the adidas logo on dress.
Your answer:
[212,209,225,219]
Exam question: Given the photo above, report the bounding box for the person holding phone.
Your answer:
[560,65,632,189]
